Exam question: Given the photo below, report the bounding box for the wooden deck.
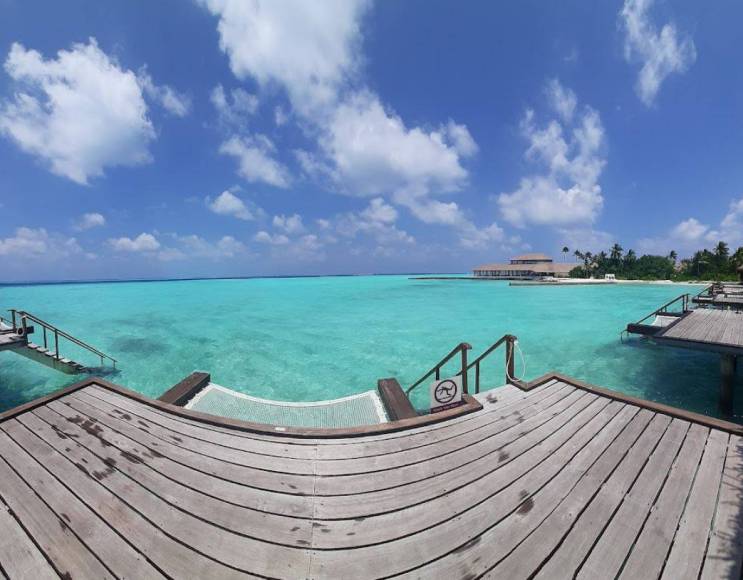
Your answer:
[1,376,743,578]
[654,308,743,355]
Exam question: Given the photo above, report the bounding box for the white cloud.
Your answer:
[361,197,397,224]
[75,212,106,231]
[159,234,247,260]
[335,198,414,246]
[670,217,708,242]
[0,39,155,184]
[254,231,290,245]
[0,227,90,259]
[444,120,478,157]
[272,214,305,234]
[547,78,577,122]
[198,0,370,115]
[274,106,288,126]
[557,227,616,254]
[321,92,469,198]
[0,227,48,256]
[219,135,290,188]
[211,84,258,126]
[498,81,606,228]
[109,232,160,252]
[138,69,191,117]
[637,198,743,256]
[206,189,255,220]
[620,0,696,106]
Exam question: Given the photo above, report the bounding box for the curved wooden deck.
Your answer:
[1,376,742,578]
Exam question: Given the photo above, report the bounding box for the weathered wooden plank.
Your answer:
[0,494,58,580]
[4,417,181,579]
[34,404,311,576]
[700,434,743,580]
[30,405,313,548]
[87,385,318,460]
[312,393,603,542]
[314,385,580,476]
[308,398,620,577]
[489,407,653,578]
[533,412,671,579]
[79,389,317,473]
[408,402,637,579]
[377,378,417,420]
[662,428,729,579]
[614,422,709,579]
[59,394,315,495]
[0,430,114,579]
[315,391,595,519]
[32,404,313,519]
[577,418,690,579]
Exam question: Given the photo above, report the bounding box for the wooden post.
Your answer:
[720,354,737,417]
[506,336,516,384]
[461,347,468,395]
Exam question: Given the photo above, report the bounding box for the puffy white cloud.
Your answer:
[620,0,696,106]
[272,214,305,234]
[637,198,743,256]
[335,198,414,246]
[0,227,91,259]
[670,217,708,242]
[321,92,469,197]
[138,69,191,117]
[205,189,255,220]
[0,227,48,256]
[0,39,156,184]
[211,84,258,125]
[444,121,478,157]
[75,212,106,231]
[219,135,290,188]
[198,0,370,115]
[109,233,160,252]
[254,231,290,245]
[498,82,606,228]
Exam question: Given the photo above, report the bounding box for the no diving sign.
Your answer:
[430,376,463,413]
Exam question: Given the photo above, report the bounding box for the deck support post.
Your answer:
[720,354,737,417]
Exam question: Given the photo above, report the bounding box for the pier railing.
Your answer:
[405,334,520,398]
[9,309,117,369]
[633,293,691,326]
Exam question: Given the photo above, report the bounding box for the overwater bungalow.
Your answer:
[473,253,574,280]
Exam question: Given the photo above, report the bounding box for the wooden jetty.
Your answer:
[1,369,742,578]
[693,283,743,310]
[626,294,743,416]
[0,310,116,374]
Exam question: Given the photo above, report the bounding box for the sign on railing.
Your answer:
[430,376,463,413]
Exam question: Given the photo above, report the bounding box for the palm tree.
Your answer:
[610,243,623,265]
[562,246,569,262]
[573,249,583,263]
[716,241,729,259]
[668,250,677,264]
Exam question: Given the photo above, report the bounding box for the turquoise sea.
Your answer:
[0,276,736,420]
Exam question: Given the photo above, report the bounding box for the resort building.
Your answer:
[473,253,574,279]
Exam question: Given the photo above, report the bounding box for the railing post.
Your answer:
[43,326,48,349]
[461,346,469,394]
[435,367,440,380]
[54,329,59,359]
[506,336,516,384]
[475,361,480,394]
[10,309,17,331]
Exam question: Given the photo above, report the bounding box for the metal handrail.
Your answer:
[10,309,117,368]
[461,334,518,394]
[634,293,690,326]
[405,342,471,397]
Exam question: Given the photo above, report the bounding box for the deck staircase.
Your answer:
[0,310,116,375]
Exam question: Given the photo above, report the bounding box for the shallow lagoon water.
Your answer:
[0,276,737,421]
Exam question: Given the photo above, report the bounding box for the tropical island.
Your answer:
[566,242,743,281]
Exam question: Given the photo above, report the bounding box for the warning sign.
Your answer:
[429,376,463,413]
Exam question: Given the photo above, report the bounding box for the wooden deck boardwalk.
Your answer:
[1,376,743,578]
[656,308,743,354]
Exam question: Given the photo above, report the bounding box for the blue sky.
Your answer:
[1,0,743,282]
